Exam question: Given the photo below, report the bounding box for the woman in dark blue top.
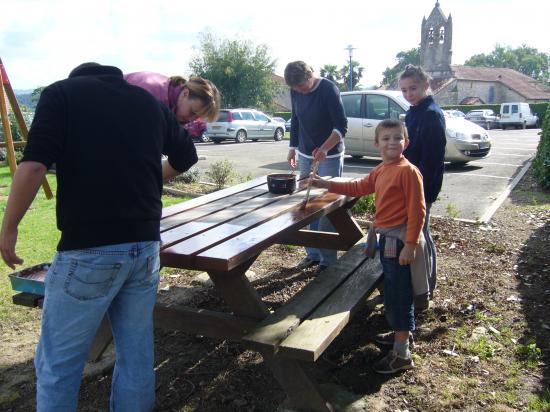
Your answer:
[399,64,446,301]
[284,61,348,274]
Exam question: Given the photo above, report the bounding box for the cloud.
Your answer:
[1,0,548,89]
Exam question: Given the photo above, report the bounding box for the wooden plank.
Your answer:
[280,229,352,250]
[160,186,296,248]
[191,192,350,271]
[242,237,369,353]
[160,185,268,232]
[153,304,257,341]
[161,176,267,218]
[0,60,53,199]
[277,254,383,362]
[0,141,26,148]
[160,188,333,270]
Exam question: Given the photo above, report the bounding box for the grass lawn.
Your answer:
[0,163,188,325]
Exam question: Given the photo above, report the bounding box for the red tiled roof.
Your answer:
[460,96,485,104]
[451,65,550,100]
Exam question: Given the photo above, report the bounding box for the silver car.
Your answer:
[205,109,286,143]
[465,109,499,130]
[340,90,491,165]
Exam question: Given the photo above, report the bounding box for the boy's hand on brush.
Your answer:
[309,174,330,189]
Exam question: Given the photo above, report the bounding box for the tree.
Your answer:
[339,60,364,91]
[465,44,549,83]
[189,32,282,110]
[381,48,420,86]
[320,64,341,84]
[31,86,45,106]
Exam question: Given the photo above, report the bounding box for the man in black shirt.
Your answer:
[0,62,201,411]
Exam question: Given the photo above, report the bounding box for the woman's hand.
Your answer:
[287,149,297,169]
[399,243,417,265]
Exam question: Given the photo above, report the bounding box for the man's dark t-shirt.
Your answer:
[23,65,198,250]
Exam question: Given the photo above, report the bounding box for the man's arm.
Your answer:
[0,161,48,268]
[162,158,181,182]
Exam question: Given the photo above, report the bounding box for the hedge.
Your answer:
[533,105,550,189]
[273,111,291,120]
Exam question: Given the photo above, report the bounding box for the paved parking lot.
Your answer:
[194,128,540,222]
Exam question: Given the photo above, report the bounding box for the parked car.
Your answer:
[340,90,491,164]
[465,109,499,130]
[499,102,539,129]
[285,118,291,132]
[445,109,466,118]
[205,109,286,143]
[271,116,286,124]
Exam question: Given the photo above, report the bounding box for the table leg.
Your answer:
[208,258,335,411]
[88,315,113,362]
[264,353,335,412]
[326,207,364,247]
[207,256,269,319]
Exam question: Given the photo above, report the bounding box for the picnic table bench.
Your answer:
[11,174,383,411]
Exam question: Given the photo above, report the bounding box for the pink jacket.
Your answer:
[124,71,205,136]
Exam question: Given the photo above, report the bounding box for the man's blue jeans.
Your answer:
[35,241,160,412]
[298,154,344,266]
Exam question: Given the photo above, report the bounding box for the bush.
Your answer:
[533,105,550,189]
[273,111,291,120]
[206,159,237,190]
[352,194,376,215]
[173,166,201,184]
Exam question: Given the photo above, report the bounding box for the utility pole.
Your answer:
[345,45,356,91]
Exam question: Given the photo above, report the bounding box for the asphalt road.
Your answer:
[193,128,540,222]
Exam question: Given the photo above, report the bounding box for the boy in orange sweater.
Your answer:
[310,118,426,373]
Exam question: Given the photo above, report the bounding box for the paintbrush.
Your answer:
[300,160,319,210]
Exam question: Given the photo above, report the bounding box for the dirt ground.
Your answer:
[1,170,549,411]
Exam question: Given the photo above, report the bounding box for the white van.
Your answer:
[499,102,539,129]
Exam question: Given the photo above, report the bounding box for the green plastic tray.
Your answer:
[8,263,50,295]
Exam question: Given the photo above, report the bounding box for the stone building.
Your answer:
[271,74,291,111]
[412,1,550,105]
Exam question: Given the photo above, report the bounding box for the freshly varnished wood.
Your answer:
[192,192,349,271]
[161,176,267,218]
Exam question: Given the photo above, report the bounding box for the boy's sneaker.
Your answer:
[373,350,414,374]
[374,332,414,348]
[295,257,319,270]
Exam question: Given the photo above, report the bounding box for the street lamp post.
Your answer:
[345,44,355,91]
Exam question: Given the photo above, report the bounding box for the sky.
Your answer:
[2,0,549,91]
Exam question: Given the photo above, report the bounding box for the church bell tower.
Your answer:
[420,1,453,78]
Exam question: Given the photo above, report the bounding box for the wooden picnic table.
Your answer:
[12,174,370,411]
[156,174,365,410]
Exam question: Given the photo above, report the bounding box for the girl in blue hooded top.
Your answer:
[399,65,446,301]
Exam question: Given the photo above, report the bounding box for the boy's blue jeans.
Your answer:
[35,241,160,412]
[379,236,415,332]
[298,154,344,266]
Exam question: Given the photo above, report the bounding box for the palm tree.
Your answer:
[340,60,364,91]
